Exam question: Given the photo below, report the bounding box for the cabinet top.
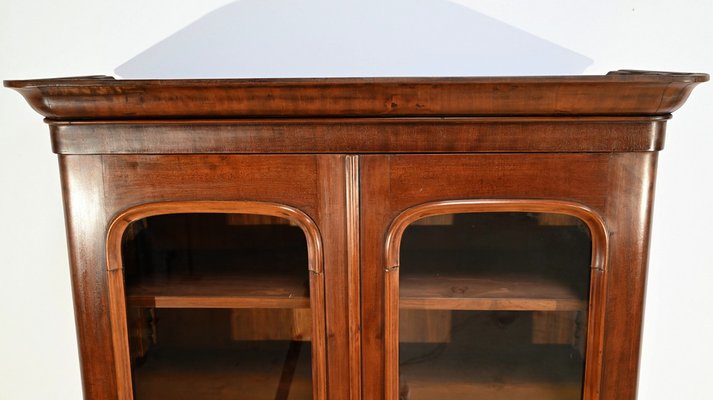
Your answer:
[5,70,707,121]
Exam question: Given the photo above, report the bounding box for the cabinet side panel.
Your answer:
[58,155,117,399]
[600,153,659,399]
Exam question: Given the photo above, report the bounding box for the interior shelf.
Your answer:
[399,312,585,400]
[400,272,586,311]
[133,343,312,400]
[126,272,310,309]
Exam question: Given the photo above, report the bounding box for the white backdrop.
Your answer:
[1,1,711,399]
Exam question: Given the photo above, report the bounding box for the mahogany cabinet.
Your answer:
[5,71,707,400]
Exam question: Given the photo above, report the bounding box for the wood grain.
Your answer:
[531,311,580,346]
[104,201,327,398]
[345,155,362,400]
[400,273,586,311]
[360,156,391,400]
[132,344,313,400]
[9,72,705,400]
[106,201,323,273]
[47,117,667,155]
[5,72,707,119]
[399,312,586,400]
[597,152,658,400]
[385,199,608,271]
[361,155,615,400]
[126,273,310,309]
[58,155,119,399]
[399,310,451,343]
[315,156,348,400]
[230,309,313,341]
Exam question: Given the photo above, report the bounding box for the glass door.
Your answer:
[119,211,321,400]
[393,210,600,400]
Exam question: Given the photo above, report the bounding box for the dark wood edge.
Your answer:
[105,201,322,273]
[48,117,668,155]
[345,156,362,400]
[607,70,708,79]
[3,75,115,85]
[5,71,707,120]
[382,199,609,400]
[106,269,132,400]
[309,265,328,400]
[47,115,672,125]
[5,71,708,87]
[104,200,327,400]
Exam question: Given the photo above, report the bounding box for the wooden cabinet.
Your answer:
[5,71,707,400]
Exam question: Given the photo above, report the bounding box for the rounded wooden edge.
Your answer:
[385,199,608,270]
[5,71,708,88]
[383,199,609,400]
[103,200,326,400]
[105,200,323,273]
[6,71,707,120]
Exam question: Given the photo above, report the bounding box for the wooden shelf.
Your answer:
[133,343,312,400]
[126,272,310,309]
[400,379,581,400]
[400,273,585,311]
[399,312,585,400]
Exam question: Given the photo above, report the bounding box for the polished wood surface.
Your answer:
[360,154,618,400]
[105,201,324,273]
[344,156,362,400]
[4,72,706,119]
[384,199,608,272]
[6,71,705,400]
[46,117,667,155]
[400,274,586,311]
[399,320,584,400]
[132,344,313,400]
[126,273,310,309]
[97,157,341,400]
[58,155,117,399]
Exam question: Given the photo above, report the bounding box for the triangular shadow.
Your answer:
[116,0,592,78]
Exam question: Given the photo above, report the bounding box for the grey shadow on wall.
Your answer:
[115,0,593,79]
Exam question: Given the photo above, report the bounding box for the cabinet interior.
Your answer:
[398,212,592,400]
[121,213,314,400]
[119,211,593,400]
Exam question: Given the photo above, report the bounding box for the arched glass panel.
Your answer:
[398,212,592,400]
[122,213,313,400]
